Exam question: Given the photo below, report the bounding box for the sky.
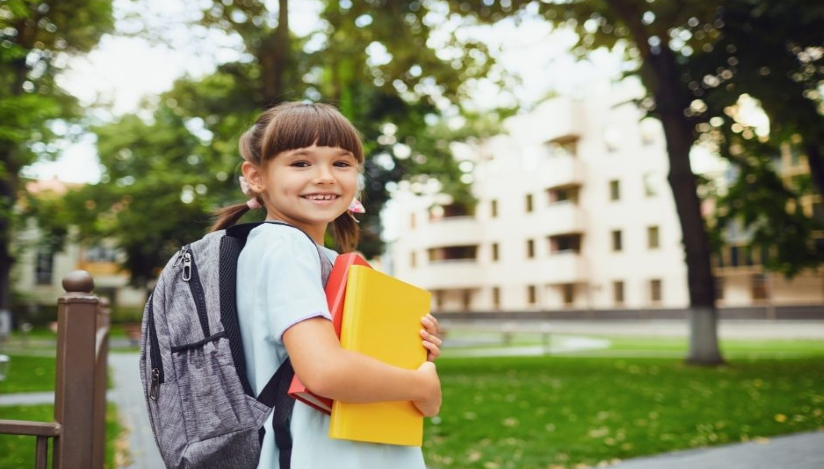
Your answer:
[22,0,626,184]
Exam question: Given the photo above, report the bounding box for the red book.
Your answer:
[287,253,372,414]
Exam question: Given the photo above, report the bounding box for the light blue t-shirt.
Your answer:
[236,223,426,469]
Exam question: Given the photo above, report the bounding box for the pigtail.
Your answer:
[209,202,254,232]
[330,213,360,252]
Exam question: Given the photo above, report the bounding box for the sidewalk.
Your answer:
[608,431,824,469]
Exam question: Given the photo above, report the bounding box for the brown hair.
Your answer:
[210,102,364,252]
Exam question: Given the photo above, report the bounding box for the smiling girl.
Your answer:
[209,102,442,469]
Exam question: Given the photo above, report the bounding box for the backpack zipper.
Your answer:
[147,297,164,400]
[182,248,210,338]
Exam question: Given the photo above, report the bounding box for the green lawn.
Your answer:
[423,355,824,469]
[0,354,56,394]
[0,404,122,469]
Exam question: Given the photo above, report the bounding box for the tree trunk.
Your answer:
[804,143,824,198]
[650,50,725,366]
[260,0,290,105]
[0,149,18,315]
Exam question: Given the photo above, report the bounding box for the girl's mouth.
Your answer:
[302,193,340,203]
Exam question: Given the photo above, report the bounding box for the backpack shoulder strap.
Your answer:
[226,221,333,469]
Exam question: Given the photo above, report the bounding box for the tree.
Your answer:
[67,0,502,292]
[0,0,113,317]
[446,0,823,364]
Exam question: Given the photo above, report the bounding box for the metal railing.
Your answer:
[0,270,109,469]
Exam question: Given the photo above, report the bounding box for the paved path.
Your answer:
[608,431,824,469]
[108,353,164,469]
[0,391,54,406]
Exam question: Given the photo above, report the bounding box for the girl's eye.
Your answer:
[291,161,310,168]
[334,161,353,168]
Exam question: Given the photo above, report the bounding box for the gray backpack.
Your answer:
[140,222,332,469]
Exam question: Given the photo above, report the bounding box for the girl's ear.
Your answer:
[241,161,265,193]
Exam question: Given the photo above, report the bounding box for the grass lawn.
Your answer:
[423,355,824,469]
[0,354,56,394]
[0,403,122,469]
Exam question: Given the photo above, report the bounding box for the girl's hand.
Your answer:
[420,313,442,362]
[412,362,441,417]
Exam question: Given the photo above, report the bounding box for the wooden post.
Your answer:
[92,297,110,469]
[53,270,98,469]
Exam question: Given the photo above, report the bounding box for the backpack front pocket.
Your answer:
[172,335,269,442]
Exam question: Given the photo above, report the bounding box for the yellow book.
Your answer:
[329,265,431,446]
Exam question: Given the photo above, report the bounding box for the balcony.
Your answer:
[401,259,485,290]
[538,202,587,236]
[541,98,584,143]
[417,216,483,247]
[542,155,585,189]
[537,253,589,284]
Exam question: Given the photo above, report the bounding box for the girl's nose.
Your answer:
[313,165,336,184]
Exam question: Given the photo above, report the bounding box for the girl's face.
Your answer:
[245,144,359,242]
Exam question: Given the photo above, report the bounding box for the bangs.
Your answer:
[260,103,364,163]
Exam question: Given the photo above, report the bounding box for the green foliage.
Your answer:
[1,0,115,310]
[426,355,824,469]
[0,353,55,393]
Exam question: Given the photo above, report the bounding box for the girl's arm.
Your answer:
[283,317,441,415]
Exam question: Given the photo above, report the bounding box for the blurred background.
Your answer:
[1,1,823,468]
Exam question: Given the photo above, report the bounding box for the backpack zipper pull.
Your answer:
[174,245,190,267]
[182,252,192,282]
[150,368,160,401]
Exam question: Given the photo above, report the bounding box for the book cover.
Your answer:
[328,265,431,446]
[288,253,371,414]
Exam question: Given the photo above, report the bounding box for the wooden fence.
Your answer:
[0,270,109,469]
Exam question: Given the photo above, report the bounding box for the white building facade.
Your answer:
[389,84,823,313]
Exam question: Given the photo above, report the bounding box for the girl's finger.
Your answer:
[422,340,441,361]
[420,329,443,347]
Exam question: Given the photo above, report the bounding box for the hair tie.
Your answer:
[239,176,262,209]
[348,198,365,214]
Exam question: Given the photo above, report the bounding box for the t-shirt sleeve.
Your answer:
[257,228,332,343]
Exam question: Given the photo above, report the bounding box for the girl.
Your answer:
[210,102,443,469]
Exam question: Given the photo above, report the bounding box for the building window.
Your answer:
[609,180,620,201]
[491,242,499,262]
[612,230,623,252]
[526,239,535,258]
[751,274,768,300]
[435,290,444,309]
[525,194,533,213]
[428,245,478,262]
[527,285,537,305]
[730,246,739,267]
[85,245,117,262]
[549,234,582,254]
[643,173,658,197]
[410,251,417,268]
[647,226,660,249]
[650,279,662,303]
[613,281,624,305]
[410,213,416,229]
[492,287,501,309]
[462,290,472,310]
[562,284,575,305]
[491,199,498,218]
[548,186,579,204]
[35,247,54,285]
[547,137,578,158]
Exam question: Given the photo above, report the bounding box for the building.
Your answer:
[389,83,824,313]
[12,178,146,324]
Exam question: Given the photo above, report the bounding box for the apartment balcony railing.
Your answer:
[417,216,482,247]
[542,155,585,189]
[537,252,589,284]
[403,258,484,290]
[539,202,587,236]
